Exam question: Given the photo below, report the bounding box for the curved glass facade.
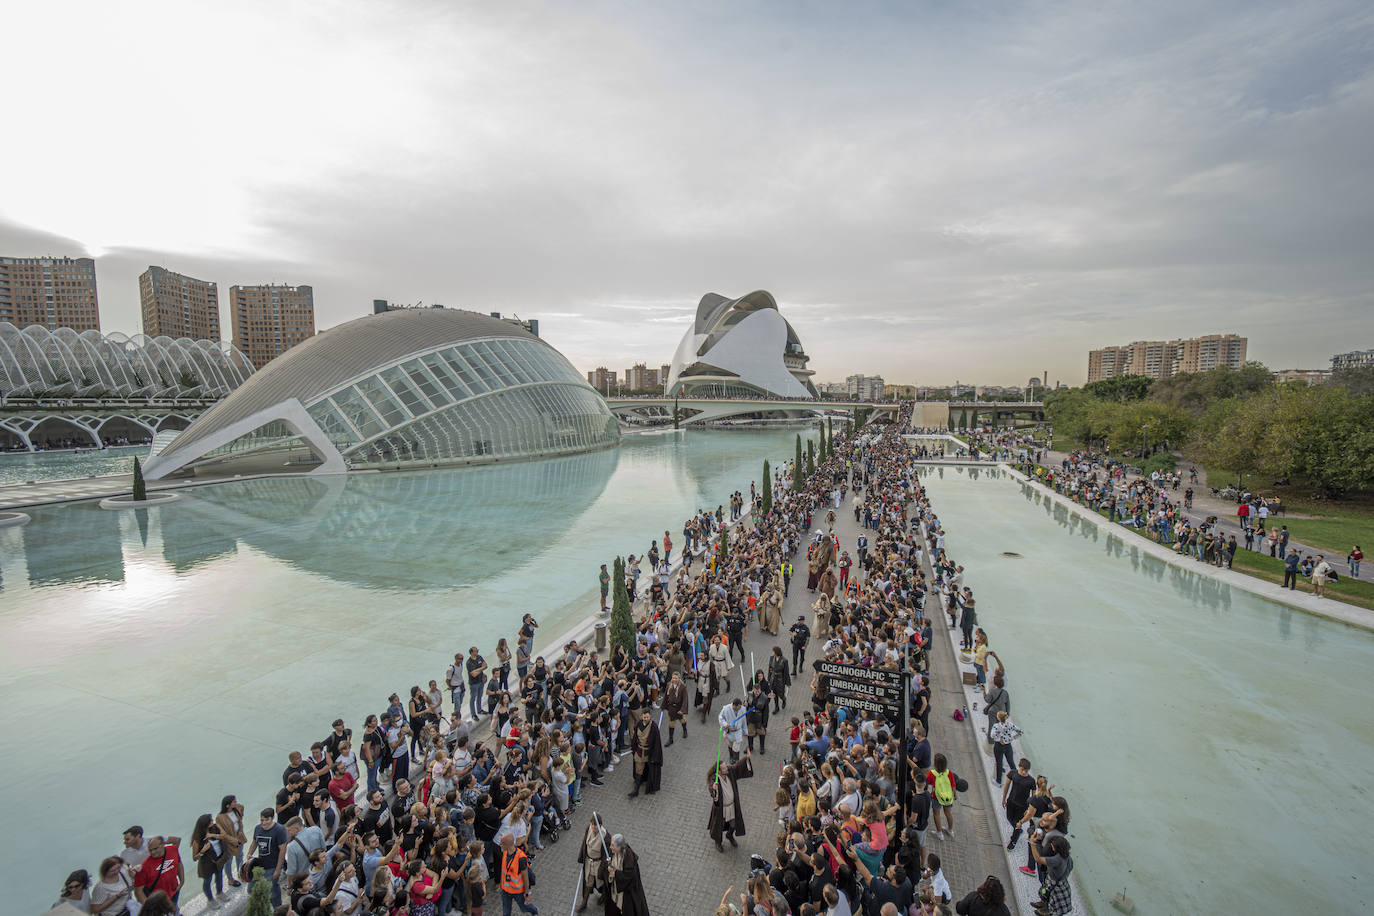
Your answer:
[144,309,620,479]
[0,322,254,399]
[303,336,619,468]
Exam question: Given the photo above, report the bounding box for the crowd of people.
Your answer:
[709,415,1072,916]
[1023,450,1356,598]
[54,412,1077,916]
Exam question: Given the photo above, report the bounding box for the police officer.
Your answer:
[789,615,811,677]
[780,559,793,597]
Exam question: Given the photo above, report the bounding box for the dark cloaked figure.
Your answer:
[598,834,649,916]
[627,711,664,797]
[707,752,753,851]
[576,819,610,911]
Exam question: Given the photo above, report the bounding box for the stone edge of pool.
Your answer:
[998,463,1374,633]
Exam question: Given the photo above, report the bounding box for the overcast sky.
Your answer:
[2,0,1370,386]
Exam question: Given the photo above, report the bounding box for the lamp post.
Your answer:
[1140,423,1151,459]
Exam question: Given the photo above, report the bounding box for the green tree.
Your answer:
[761,460,772,514]
[673,396,680,429]
[794,435,803,491]
[806,439,815,477]
[132,456,147,501]
[246,866,272,916]
[717,526,730,568]
[1332,366,1374,397]
[609,556,634,653]
[1083,374,1153,402]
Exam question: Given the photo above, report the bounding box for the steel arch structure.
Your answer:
[0,323,253,399]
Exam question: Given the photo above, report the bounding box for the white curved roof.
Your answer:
[667,290,816,399]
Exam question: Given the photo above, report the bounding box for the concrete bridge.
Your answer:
[604,396,902,427]
[0,399,213,451]
[606,396,1043,429]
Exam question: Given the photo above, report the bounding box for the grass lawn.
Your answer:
[1198,463,1374,556]
[1228,550,1374,612]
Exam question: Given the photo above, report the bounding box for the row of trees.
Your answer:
[1044,364,1374,496]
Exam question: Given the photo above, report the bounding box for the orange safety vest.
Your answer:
[500,848,528,894]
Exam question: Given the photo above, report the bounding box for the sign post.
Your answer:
[820,660,910,836]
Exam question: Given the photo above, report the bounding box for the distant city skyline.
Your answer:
[1,1,1370,384]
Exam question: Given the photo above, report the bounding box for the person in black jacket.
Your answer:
[956,875,1010,916]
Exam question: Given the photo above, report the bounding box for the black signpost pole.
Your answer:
[897,668,910,839]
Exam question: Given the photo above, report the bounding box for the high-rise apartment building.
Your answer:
[0,256,100,331]
[626,362,655,391]
[229,283,315,369]
[845,374,885,400]
[1331,349,1374,371]
[139,266,220,340]
[587,367,616,393]
[1087,333,1247,382]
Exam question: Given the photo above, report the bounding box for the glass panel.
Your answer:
[379,365,431,415]
[402,359,452,407]
[421,352,471,400]
[443,349,488,394]
[460,344,505,389]
[355,375,410,427]
[490,340,534,384]
[306,400,361,448]
[327,387,387,440]
[481,341,522,385]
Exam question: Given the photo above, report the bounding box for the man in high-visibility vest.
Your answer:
[779,560,793,597]
[498,833,538,915]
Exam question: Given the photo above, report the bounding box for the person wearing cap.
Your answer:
[322,718,352,760]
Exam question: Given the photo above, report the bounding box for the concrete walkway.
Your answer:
[1043,448,1347,573]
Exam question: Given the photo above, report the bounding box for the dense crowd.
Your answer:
[53,413,1077,916]
[712,416,1073,916]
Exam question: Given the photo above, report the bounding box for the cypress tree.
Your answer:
[717,525,729,568]
[794,434,803,491]
[673,396,679,429]
[762,460,772,514]
[821,421,829,460]
[806,439,815,477]
[610,556,634,654]
[246,867,272,916]
[132,456,147,501]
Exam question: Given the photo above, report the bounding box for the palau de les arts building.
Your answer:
[666,290,818,399]
[143,308,620,479]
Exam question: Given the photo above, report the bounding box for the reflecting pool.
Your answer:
[919,465,1374,914]
[0,428,811,916]
[0,444,150,486]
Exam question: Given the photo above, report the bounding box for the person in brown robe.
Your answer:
[818,567,838,601]
[706,751,753,851]
[663,672,689,746]
[626,711,663,797]
[598,834,649,916]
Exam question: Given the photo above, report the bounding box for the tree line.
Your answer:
[1044,364,1374,496]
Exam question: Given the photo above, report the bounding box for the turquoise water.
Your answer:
[0,444,150,486]
[920,466,1374,914]
[0,429,812,916]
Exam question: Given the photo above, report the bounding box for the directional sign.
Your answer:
[820,661,905,709]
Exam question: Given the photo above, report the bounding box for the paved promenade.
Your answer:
[521,492,1015,915]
